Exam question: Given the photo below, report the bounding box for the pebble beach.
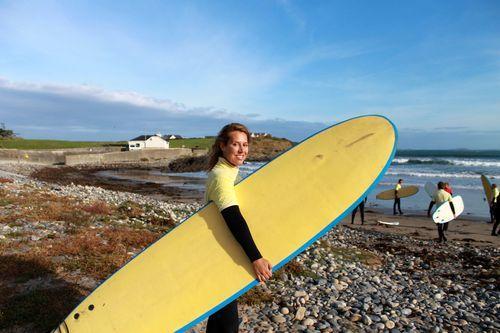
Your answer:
[0,162,498,333]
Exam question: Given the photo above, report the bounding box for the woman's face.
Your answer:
[220,130,249,166]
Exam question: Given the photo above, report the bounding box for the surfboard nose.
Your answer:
[51,322,69,333]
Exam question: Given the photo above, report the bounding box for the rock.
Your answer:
[401,308,412,316]
[280,307,289,315]
[385,320,395,329]
[294,290,307,297]
[272,315,286,324]
[350,314,362,322]
[295,307,306,321]
[302,318,315,326]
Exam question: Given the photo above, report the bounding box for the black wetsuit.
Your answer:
[492,203,500,236]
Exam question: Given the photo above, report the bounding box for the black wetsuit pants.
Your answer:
[437,222,449,242]
[206,300,239,333]
[490,203,497,223]
[393,198,402,215]
[352,200,365,224]
[493,204,500,235]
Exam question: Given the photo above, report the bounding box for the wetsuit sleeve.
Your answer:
[449,201,456,215]
[220,205,262,262]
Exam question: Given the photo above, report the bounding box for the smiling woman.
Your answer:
[204,123,272,332]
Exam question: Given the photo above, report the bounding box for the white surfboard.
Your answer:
[432,196,464,224]
[424,182,435,198]
[377,220,399,226]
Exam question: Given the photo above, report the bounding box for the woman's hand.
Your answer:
[252,258,272,284]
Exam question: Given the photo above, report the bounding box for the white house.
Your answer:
[250,132,271,138]
[128,134,169,150]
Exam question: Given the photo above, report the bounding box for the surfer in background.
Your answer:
[427,181,455,243]
[490,183,498,230]
[351,197,367,224]
[205,123,272,333]
[490,183,498,224]
[393,179,403,215]
[492,194,500,236]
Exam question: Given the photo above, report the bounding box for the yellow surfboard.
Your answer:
[481,174,492,203]
[375,185,419,200]
[52,115,397,333]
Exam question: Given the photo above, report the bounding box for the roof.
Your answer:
[129,135,161,141]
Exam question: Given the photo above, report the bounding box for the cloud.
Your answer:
[0,78,326,141]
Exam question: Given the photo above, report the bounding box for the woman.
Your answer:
[205,123,273,333]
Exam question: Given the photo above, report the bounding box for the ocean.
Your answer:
[167,150,500,219]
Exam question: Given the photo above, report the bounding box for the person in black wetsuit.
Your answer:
[204,123,272,333]
[393,179,403,215]
[351,197,367,224]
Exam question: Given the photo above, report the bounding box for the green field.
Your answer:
[0,137,214,150]
[0,138,126,150]
[168,138,214,149]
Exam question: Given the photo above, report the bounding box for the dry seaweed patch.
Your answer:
[0,188,117,228]
[282,259,321,280]
[319,240,382,267]
[41,227,161,280]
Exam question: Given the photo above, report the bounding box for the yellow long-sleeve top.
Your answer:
[205,157,241,211]
[433,189,452,205]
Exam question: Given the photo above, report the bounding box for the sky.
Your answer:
[0,0,499,148]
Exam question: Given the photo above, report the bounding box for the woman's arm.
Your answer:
[220,205,272,283]
[220,205,262,262]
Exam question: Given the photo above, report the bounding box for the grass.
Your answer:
[0,138,126,150]
[168,138,214,149]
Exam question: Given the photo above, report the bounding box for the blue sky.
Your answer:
[0,0,499,148]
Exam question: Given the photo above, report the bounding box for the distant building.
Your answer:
[250,132,271,138]
[128,134,169,150]
[163,134,183,140]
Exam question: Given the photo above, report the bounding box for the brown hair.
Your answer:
[207,123,251,171]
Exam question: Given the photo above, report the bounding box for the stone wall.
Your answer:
[0,147,122,164]
[65,148,207,166]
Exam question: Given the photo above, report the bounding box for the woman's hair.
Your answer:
[438,181,445,189]
[207,123,251,170]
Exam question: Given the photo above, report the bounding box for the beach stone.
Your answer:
[434,293,443,301]
[280,307,289,315]
[294,290,307,298]
[401,308,412,316]
[385,320,396,329]
[350,314,362,322]
[295,307,306,321]
[302,318,315,326]
[272,315,286,324]
[362,314,372,325]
